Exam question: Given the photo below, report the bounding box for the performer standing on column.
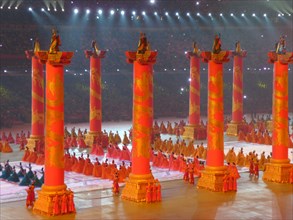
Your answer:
[25,39,45,155]
[33,28,75,216]
[197,34,231,192]
[226,41,247,136]
[263,36,293,184]
[121,33,160,202]
[84,41,106,147]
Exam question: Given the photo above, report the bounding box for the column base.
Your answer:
[26,135,44,151]
[226,122,241,136]
[84,131,99,147]
[182,124,205,140]
[263,159,292,184]
[33,184,75,216]
[121,173,155,202]
[197,166,227,192]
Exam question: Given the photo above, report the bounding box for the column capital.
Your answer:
[268,51,293,64]
[201,51,231,64]
[232,50,247,57]
[125,51,157,65]
[186,51,201,59]
[25,50,37,59]
[35,51,74,66]
[84,50,107,59]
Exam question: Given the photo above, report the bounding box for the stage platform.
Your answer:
[0,117,292,219]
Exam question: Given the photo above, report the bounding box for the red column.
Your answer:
[183,52,203,140]
[25,51,44,152]
[33,51,75,215]
[189,56,201,125]
[84,50,106,147]
[232,56,243,123]
[263,52,293,183]
[197,51,231,192]
[122,51,158,202]
[227,50,247,136]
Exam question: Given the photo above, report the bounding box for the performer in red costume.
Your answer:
[25,184,35,208]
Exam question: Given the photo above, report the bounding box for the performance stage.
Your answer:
[0,116,292,219]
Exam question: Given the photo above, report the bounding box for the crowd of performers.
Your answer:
[0,160,44,187]
[0,116,293,202]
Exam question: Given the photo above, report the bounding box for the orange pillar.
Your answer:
[183,52,202,140]
[33,51,75,215]
[227,51,247,136]
[84,50,106,147]
[197,51,231,191]
[121,51,158,202]
[263,51,293,183]
[25,50,44,152]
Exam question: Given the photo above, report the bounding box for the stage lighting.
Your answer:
[230,13,234,17]
[196,1,199,5]
[197,12,200,16]
[98,9,102,15]
[278,13,281,17]
[0,6,3,9]
[121,10,125,15]
[74,8,79,14]
[188,78,191,82]
[187,12,190,16]
[54,8,57,12]
[41,8,45,12]
[150,0,155,4]
[110,9,115,15]
[86,9,90,14]
[62,9,64,12]
[154,11,157,15]
[243,95,247,99]
[132,11,136,15]
[208,13,212,16]
[175,12,179,16]
[241,13,245,17]
[15,7,18,10]
[165,12,168,16]
[252,13,256,17]
[4,70,7,73]
[142,11,146,15]
[8,6,10,9]
[28,7,32,11]
[263,14,267,17]
[220,13,223,16]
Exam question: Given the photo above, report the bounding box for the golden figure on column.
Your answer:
[84,41,106,147]
[121,33,159,202]
[263,37,293,184]
[226,41,247,136]
[197,35,231,191]
[32,29,75,216]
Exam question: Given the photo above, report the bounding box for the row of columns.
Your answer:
[25,39,292,215]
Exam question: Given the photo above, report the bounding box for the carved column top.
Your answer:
[201,51,231,64]
[186,51,201,60]
[25,50,37,59]
[232,50,247,57]
[84,50,107,59]
[125,51,157,65]
[35,51,74,66]
[268,51,293,64]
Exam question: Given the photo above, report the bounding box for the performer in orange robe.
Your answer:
[61,192,68,214]
[155,179,161,202]
[92,158,102,177]
[68,189,76,213]
[146,182,152,203]
[112,172,120,195]
[25,184,35,208]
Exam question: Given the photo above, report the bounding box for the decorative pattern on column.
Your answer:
[32,50,75,215]
[197,50,231,192]
[263,50,293,184]
[121,33,159,202]
[183,43,205,140]
[84,42,106,147]
[25,49,44,152]
[226,42,247,136]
